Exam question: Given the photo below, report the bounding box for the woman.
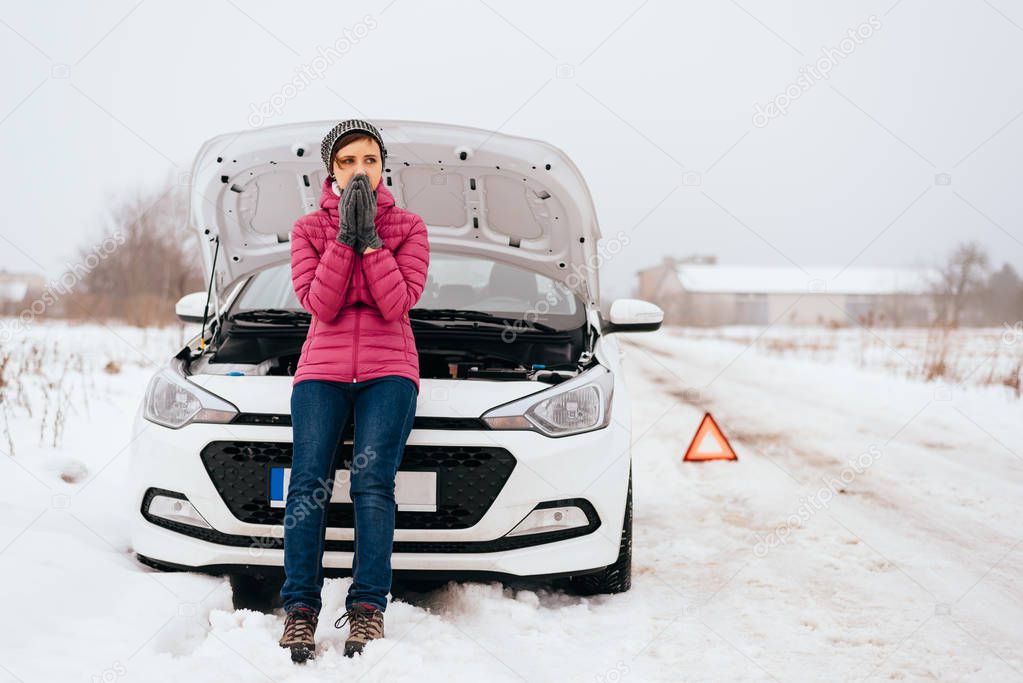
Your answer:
[277,119,430,662]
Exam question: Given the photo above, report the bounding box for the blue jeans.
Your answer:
[279,376,418,615]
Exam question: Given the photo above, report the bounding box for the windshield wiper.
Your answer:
[409,308,556,332]
[229,308,310,326]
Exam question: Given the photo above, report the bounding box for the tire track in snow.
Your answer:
[619,332,1023,676]
[624,333,1022,590]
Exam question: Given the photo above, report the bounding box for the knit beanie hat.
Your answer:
[320,119,388,179]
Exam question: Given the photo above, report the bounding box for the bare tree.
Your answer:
[62,172,204,326]
[930,242,990,327]
[984,263,1023,325]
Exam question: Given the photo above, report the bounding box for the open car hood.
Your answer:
[190,119,602,307]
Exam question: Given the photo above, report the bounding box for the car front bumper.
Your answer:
[128,397,631,578]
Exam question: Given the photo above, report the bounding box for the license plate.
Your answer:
[269,467,438,512]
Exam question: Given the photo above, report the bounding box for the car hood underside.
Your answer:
[190,119,603,307]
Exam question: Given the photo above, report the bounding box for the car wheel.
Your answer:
[567,465,632,596]
[229,573,282,612]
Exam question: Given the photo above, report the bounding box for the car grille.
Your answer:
[199,440,516,530]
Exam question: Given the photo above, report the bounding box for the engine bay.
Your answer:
[186,318,596,385]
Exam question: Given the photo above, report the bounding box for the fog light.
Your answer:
[505,505,588,537]
[148,495,212,529]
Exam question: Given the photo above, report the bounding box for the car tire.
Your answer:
[566,465,632,596]
[229,573,282,612]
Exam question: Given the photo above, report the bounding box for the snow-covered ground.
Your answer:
[1,321,1021,681]
[678,325,1023,396]
[671,325,1023,394]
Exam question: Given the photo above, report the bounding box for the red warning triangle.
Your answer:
[683,412,737,462]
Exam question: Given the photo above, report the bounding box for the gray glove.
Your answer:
[335,178,360,248]
[347,173,383,253]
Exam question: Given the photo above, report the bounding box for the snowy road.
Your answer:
[0,324,1020,681]
[617,329,1023,681]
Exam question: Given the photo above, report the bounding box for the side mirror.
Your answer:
[602,298,663,334]
[175,291,210,324]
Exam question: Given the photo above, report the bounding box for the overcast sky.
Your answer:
[1,0,1021,301]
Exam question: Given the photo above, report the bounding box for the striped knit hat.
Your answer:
[320,119,388,178]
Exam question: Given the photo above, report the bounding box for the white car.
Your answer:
[129,119,663,609]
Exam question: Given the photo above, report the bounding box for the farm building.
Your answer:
[0,270,47,316]
[636,257,936,326]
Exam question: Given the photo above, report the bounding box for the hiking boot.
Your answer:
[279,606,318,663]
[334,602,384,657]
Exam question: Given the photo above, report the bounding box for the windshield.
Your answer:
[230,252,586,329]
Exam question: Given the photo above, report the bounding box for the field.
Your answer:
[0,320,1020,681]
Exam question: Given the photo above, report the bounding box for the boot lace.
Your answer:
[282,608,317,645]
[335,603,381,640]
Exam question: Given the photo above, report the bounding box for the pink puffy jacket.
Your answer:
[290,176,430,392]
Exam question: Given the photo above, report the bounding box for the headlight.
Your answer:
[143,358,238,429]
[481,366,613,437]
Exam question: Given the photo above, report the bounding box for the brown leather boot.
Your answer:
[334,602,384,657]
[279,606,318,663]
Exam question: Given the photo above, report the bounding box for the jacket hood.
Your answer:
[320,175,396,222]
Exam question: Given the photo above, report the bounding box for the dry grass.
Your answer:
[674,323,1023,398]
[922,326,953,381]
[1,339,93,455]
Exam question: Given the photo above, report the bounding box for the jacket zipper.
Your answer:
[352,259,361,383]
[353,306,360,382]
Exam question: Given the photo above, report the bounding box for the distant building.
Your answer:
[636,257,936,326]
[0,270,47,315]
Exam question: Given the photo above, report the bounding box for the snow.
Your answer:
[1,319,1021,681]
[679,325,1023,396]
